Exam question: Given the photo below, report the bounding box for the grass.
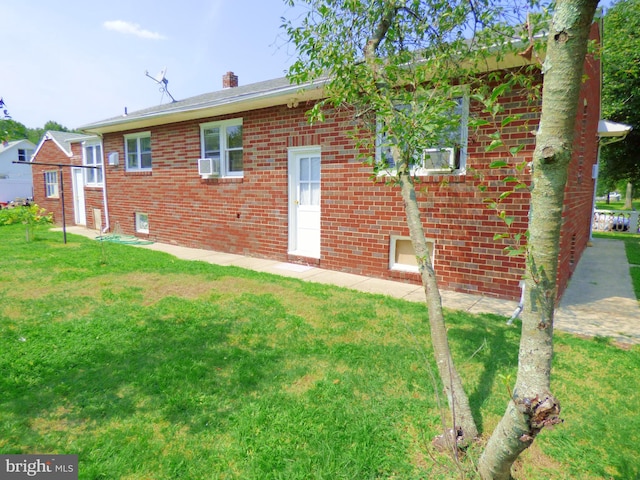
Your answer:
[1,224,639,479]
[595,199,640,211]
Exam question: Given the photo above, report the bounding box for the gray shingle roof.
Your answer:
[80,75,324,132]
[0,139,36,154]
[46,131,96,156]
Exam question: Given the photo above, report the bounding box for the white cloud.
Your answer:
[103,20,166,40]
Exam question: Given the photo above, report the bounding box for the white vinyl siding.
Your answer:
[17,149,34,162]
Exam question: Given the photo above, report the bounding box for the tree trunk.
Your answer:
[478,1,599,478]
[398,166,478,444]
[363,2,479,446]
[624,182,633,209]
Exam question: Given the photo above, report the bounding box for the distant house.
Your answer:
[73,26,602,302]
[0,139,35,205]
[31,131,105,229]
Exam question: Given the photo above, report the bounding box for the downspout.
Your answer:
[506,280,525,325]
[102,172,110,233]
[591,16,604,244]
[99,135,110,233]
[589,146,601,243]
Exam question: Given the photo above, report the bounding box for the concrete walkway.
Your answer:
[555,238,640,345]
[60,227,640,345]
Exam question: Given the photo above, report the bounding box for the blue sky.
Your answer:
[1,1,615,131]
[0,0,304,129]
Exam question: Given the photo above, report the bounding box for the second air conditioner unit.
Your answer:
[198,157,220,178]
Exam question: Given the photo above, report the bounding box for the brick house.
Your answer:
[31,131,106,230]
[65,26,601,302]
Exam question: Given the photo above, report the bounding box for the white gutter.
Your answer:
[81,78,329,134]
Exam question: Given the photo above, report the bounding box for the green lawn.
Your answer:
[1,225,639,479]
[595,199,640,211]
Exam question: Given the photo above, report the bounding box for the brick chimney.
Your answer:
[222,71,238,88]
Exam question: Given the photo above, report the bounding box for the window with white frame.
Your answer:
[84,142,104,186]
[17,148,34,162]
[389,235,434,273]
[135,212,149,234]
[44,171,59,198]
[376,96,468,174]
[125,132,152,171]
[200,119,243,177]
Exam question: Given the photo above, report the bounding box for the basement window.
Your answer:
[135,212,149,234]
[389,235,434,273]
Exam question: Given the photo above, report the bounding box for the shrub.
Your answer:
[0,204,53,241]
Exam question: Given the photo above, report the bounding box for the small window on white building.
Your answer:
[18,149,34,162]
[135,212,149,234]
[389,235,434,273]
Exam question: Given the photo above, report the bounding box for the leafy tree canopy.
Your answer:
[0,117,76,145]
[285,0,549,168]
[600,0,640,190]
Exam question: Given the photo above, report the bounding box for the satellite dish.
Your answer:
[145,67,176,103]
[154,67,167,84]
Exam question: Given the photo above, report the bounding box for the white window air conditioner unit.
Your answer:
[108,152,119,166]
[198,158,220,178]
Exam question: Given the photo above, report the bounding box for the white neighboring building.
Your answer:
[0,139,35,204]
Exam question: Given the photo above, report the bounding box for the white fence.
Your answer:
[592,209,639,233]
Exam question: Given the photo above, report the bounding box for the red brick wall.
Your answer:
[556,21,601,300]
[31,140,105,230]
[101,92,534,300]
[100,43,600,301]
[32,140,77,226]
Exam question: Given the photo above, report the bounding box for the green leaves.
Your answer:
[489,159,509,168]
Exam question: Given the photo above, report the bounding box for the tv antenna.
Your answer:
[145,67,176,103]
[0,97,11,119]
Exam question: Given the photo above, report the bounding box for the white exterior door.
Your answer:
[288,147,321,258]
[71,168,86,225]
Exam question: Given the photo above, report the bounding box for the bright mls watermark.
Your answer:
[1,455,77,479]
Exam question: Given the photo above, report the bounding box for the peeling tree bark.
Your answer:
[478,1,599,478]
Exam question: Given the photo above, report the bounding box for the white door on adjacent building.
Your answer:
[288,147,321,258]
[71,168,86,225]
